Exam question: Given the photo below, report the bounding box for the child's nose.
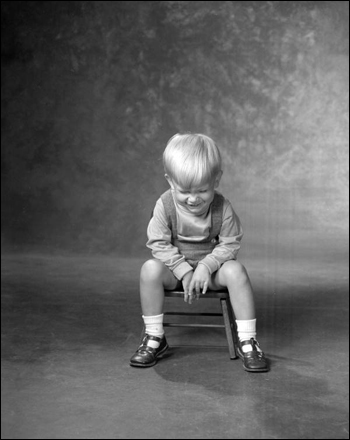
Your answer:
[188,194,199,203]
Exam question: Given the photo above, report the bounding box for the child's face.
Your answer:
[166,174,221,216]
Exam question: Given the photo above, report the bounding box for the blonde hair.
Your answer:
[163,133,222,188]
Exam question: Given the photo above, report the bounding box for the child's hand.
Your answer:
[189,265,211,300]
[182,270,194,304]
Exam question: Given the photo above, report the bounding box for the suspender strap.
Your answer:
[160,190,178,239]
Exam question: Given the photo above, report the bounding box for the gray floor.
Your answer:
[1,251,349,439]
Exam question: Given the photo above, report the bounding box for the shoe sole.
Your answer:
[129,344,169,368]
[242,365,270,373]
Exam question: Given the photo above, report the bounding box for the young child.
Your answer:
[130,133,269,372]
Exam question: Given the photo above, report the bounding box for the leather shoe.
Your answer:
[130,334,168,368]
[237,338,269,372]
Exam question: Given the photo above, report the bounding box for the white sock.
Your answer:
[142,314,164,348]
[236,319,259,353]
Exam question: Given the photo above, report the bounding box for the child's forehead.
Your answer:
[174,181,213,191]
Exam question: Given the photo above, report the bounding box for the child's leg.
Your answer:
[140,258,179,316]
[209,260,255,320]
[210,260,269,372]
[130,259,178,368]
[140,258,178,340]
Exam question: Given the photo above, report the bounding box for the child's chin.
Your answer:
[187,204,206,214]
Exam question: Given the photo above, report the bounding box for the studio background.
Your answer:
[1,2,349,439]
[2,0,348,263]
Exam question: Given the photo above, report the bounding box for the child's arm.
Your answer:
[146,198,193,281]
[197,199,243,275]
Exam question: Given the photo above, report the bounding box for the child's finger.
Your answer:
[184,291,188,302]
[187,286,194,304]
[202,282,208,295]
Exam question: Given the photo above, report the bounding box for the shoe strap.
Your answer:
[142,334,163,343]
[241,338,259,351]
[138,334,163,351]
[241,339,265,359]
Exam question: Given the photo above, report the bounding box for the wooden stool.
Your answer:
[161,289,238,359]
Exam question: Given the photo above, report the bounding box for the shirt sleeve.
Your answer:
[146,198,193,280]
[198,199,243,274]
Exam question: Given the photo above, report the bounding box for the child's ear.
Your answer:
[164,174,175,190]
[214,170,223,188]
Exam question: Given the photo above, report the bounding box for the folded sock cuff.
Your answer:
[236,319,256,332]
[142,314,164,325]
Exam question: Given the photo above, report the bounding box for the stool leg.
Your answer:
[139,326,146,344]
[221,298,238,359]
[226,297,239,348]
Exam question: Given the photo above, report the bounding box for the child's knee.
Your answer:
[140,259,165,283]
[222,260,248,282]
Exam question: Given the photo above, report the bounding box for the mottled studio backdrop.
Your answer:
[1,1,349,261]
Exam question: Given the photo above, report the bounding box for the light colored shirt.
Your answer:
[146,193,243,280]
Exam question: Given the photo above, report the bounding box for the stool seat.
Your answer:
[164,290,230,299]
[162,289,238,359]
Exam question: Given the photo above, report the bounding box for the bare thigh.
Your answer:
[208,271,226,291]
[208,260,246,290]
[146,258,182,291]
